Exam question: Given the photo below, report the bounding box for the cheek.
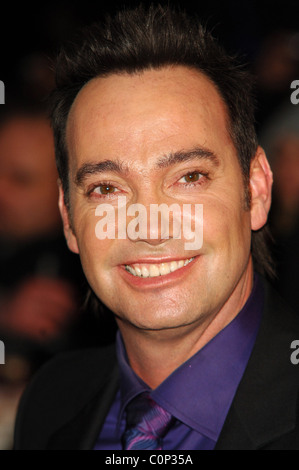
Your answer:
[73,211,116,288]
[72,209,99,263]
[72,201,99,247]
[202,196,251,255]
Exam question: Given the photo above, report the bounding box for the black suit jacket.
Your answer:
[14,281,299,450]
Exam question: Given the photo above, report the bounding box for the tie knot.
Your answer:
[122,392,173,450]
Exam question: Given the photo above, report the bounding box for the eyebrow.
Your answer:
[75,160,129,186]
[74,146,220,187]
[156,147,220,168]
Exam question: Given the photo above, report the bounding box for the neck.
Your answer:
[117,262,254,389]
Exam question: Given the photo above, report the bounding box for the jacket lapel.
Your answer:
[47,363,119,450]
[216,282,299,449]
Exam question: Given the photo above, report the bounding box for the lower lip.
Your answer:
[118,256,199,289]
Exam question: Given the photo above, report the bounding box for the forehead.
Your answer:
[66,66,236,170]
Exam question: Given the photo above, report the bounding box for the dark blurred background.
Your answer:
[0,0,299,449]
[1,0,299,114]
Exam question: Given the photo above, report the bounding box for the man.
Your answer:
[0,109,80,449]
[14,5,299,450]
[0,110,87,345]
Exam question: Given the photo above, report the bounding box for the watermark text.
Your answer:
[0,81,4,104]
[0,340,4,364]
[290,80,299,104]
[290,340,299,364]
[95,197,203,250]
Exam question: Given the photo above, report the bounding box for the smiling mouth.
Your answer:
[124,257,195,278]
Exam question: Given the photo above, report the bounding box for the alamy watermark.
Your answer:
[290,340,299,365]
[94,197,203,250]
[0,340,4,364]
[290,80,299,104]
[0,81,4,104]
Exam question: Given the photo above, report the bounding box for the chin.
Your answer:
[118,304,202,332]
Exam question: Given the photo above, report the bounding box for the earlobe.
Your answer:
[58,181,79,254]
[250,147,273,231]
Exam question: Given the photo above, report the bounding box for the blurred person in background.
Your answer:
[0,107,110,449]
[260,104,299,313]
[0,110,81,343]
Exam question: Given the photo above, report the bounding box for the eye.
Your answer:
[94,184,119,195]
[178,172,202,184]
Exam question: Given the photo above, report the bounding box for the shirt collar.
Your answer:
[116,273,264,440]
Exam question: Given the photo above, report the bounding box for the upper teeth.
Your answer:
[125,257,194,278]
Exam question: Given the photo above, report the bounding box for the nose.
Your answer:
[125,195,181,246]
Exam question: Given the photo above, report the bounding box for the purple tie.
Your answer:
[122,392,174,450]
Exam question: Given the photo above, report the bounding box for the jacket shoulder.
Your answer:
[217,279,299,449]
[14,343,117,449]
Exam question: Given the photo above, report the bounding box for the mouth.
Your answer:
[124,256,195,278]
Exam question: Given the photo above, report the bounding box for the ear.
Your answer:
[250,146,273,231]
[58,181,79,254]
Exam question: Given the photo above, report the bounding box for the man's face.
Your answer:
[0,117,60,240]
[63,66,258,332]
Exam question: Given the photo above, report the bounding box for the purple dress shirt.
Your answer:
[94,274,264,450]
